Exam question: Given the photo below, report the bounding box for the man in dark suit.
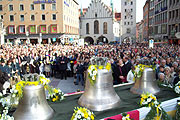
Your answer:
[123,56,132,83]
[75,61,84,86]
[59,54,68,80]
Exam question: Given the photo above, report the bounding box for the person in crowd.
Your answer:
[118,58,127,83]
[173,67,180,85]
[163,67,174,85]
[75,61,84,86]
[59,54,68,80]
[44,56,51,78]
[158,73,165,82]
[166,58,172,67]
[173,62,179,73]
[122,56,132,83]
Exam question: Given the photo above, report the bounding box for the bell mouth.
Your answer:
[24,84,43,90]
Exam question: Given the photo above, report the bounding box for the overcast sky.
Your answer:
[77,0,146,22]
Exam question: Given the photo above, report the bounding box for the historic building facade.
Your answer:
[168,0,180,44]
[0,0,79,44]
[79,0,120,44]
[143,0,149,42]
[148,0,155,39]
[154,0,168,42]
[120,0,136,44]
[136,20,144,43]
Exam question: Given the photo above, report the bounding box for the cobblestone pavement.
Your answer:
[49,77,84,94]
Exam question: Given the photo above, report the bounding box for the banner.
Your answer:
[78,39,84,46]
[149,39,154,48]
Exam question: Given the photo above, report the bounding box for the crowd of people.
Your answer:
[0,43,179,89]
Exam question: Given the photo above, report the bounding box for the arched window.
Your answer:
[86,23,89,34]
[103,22,107,34]
[94,20,99,34]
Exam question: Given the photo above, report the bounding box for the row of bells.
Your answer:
[13,67,160,119]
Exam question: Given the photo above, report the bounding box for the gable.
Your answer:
[82,0,112,19]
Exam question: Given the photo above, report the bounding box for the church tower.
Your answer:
[121,0,136,44]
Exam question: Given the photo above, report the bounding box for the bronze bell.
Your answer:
[13,85,54,120]
[78,57,121,111]
[130,68,160,95]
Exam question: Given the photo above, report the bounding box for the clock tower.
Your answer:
[120,0,136,44]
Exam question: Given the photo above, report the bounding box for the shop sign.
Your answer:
[33,0,56,4]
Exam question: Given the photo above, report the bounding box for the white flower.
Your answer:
[92,76,95,80]
[12,94,16,98]
[147,98,152,102]
[77,115,81,119]
[175,86,180,94]
[93,71,97,75]
[135,68,140,73]
[2,90,6,95]
[91,66,95,70]
[3,82,10,90]
[0,92,2,97]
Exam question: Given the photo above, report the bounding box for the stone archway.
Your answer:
[84,36,94,44]
[97,36,108,44]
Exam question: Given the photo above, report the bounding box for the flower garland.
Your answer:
[121,113,133,120]
[140,93,159,107]
[140,93,172,120]
[71,107,95,120]
[174,81,180,94]
[0,107,14,120]
[47,88,64,102]
[88,63,111,85]
[175,100,180,120]
[132,64,155,79]
[0,92,14,120]
[88,65,98,85]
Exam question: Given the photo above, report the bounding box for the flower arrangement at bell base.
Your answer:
[175,100,180,120]
[0,107,14,120]
[88,63,111,85]
[174,81,180,95]
[132,64,155,81]
[47,88,64,102]
[71,107,95,120]
[140,93,172,120]
[0,92,14,120]
[121,113,134,120]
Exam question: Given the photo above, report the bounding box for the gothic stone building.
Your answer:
[79,0,120,44]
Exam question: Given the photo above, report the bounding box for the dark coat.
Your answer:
[59,56,67,70]
[174,76,180,86]
[76,64,84,74]
[124,61,132,76]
